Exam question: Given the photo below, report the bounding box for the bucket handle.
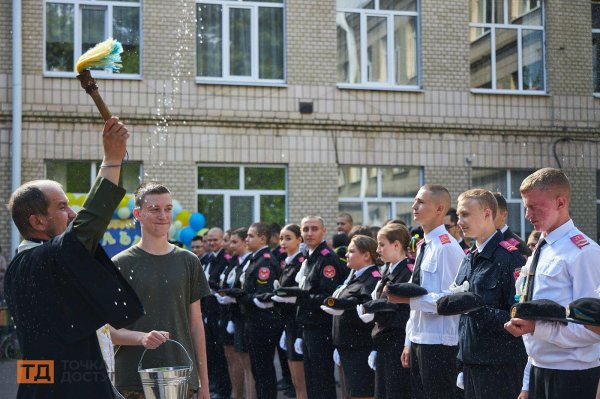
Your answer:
[138,339,194,372]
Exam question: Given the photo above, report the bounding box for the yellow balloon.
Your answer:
[176,210,191,226]
[198,228,209,236]
[118,195,130,209]
[74,195,86,206]
[66,193,76,205]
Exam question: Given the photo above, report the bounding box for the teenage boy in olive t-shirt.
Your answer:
[112,182,211,399]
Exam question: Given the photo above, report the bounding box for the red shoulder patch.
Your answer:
[570,234,589,249]
[258,267,271,281]
[224,254,232,261]
[371,270,382,278]
[263,252,271,259]
[439,234,451,245]
[499,240,518,252]
[506,238,520,247]
[323,265,336,278]
[320,248,330,256]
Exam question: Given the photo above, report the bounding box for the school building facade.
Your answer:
[1,0,600,256]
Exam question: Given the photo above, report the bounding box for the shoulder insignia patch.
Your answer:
[506,238,520,247]
[320,248,330,256]
[323,265,336,278]
[439,234,451,245]
[371,270,382,278]
[570,234,589,249]
[263,252,271,259]
[224,254,232,261]
[499,240,518,252]
[258,267,271,281]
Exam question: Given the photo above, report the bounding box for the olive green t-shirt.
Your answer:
[112,245,210,391]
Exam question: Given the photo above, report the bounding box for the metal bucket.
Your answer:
[138,339,193,399]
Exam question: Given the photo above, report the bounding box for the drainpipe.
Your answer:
[11,0,22,256]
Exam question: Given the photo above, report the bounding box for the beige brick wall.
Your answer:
[0,0,11,75]
[563,168,597,240]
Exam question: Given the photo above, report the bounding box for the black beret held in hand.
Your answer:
[363,299,398,313]
[566,298,600,326]
[218,288,245,298]
[436,292,485,316]
[510,299,567,323]
[274,287,309,297]
[323,296,359,310]
[386,282,428,298]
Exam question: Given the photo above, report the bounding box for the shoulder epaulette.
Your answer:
[263,252,271,259]
[506,238,520,247]
[499,240,518,252]
[439,234,451,245]
[298,256,305,263]
[407,263,414,272]
[463,248,470,254]
[320,248,330,256]
[570,234,590,249]
[371,270,382,278]
[224,254,232,261]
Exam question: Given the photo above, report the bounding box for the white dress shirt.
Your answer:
[405,224,466,346]
[524,219,600,370]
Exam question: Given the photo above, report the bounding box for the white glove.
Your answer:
[449,281,470,293]
[456,372,464,390]
[320,305,344,316]
[294,338,303,355]
[272,295,297,304]
[333,349,341,366]
[226,320,235,335]
[253,297,274,309]
[279,332,287,351]
[356,304,375,323]
[368,350,377,370]
[215,294,237,305]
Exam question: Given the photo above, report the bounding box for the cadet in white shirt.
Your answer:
[504,168,600,399]
[387,184,465,399]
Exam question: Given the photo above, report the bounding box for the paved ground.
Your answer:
[0,360,18,399]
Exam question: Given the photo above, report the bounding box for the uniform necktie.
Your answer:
[522,238,547,302]
[411,241,427,286]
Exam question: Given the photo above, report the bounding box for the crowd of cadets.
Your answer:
[188,171,600,399]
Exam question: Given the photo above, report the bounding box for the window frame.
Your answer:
[196,164,288,230]
[43,0,143,79]
[338,166,424,226]
[469,0,546,95]
[195,0,287,86]
[336,0,421,91]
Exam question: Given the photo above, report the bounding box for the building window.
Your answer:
[469,0,545,93]
[196,0,285,85]
[197,165,287,229]
[593,1,600,94]
[338,166,423,226]
[45,160,143,194]
[336,0,419,90]
[471,168,534,239]
[44,0,141,77]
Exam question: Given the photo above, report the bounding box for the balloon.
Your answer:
[127,198,136,212]
[189,213,206,231]
[119,195,130,209]
[169,224,177,239]
[198,228,209,237]
[179,227,196,246]
[172,200,182,217]
[112,209,119,219]
[117,207,131,220]
[176,210,191,226]
[66,193,76,205]
[174,220,183,230]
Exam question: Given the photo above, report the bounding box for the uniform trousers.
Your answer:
[302,326,337,399]
[246,322,279,399]
[409,342,458,399]
[529,365,600,399]
[463,363,523,399]
[338,347,375,397]
[204,308,231,396]
[375,339,411,399]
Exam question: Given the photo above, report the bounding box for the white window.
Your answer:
[338,166,424,226]
[593,1,600,94]
[45,160,143,194]
[471,168,534,239]
[196,0,285,85]
[44,0,141,78]
[197,165,287,229]
[337,0,419,90]
[469,0,545,94]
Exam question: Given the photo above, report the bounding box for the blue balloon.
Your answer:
[172,200,182,217]
[189,213,206,231]
[179,227,196,246]
[127,198,136,212]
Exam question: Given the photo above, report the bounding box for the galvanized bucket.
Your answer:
[138,339,193,399]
